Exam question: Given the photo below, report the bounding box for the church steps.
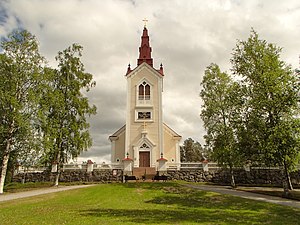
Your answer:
[133,167,156,179]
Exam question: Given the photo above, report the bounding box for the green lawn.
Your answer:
[0,182,299,225]
[4,182,54,193]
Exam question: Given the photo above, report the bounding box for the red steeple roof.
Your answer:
[126,26,164,76]
[137,27,153,67]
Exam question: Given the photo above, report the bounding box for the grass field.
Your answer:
[0,182,300,225]
[3,182,54,193]
[4,182,94,193]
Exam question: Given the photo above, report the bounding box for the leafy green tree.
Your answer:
[0,30,45,194]
[231,29,300,191]
[40,44,96,186]
[180,138,205,162]
[200,63,244,187]
[17,135,42,183]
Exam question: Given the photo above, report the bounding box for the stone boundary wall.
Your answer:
[12,168,300,186]
[167,169,300,186]
[12,169,123,183]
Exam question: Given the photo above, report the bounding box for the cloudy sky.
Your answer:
[1,0,300,163]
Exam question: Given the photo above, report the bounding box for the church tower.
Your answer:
[109,24,181,175]
[125,25,164,169]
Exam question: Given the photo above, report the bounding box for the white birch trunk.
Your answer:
[0,145,11,194]
[54,169,60,187]
[230,167,236,188]
[54,151,61,187]
[0,120,15,194]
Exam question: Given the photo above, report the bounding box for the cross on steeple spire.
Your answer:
[143,18,148,28]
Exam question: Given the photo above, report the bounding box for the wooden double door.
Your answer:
[139,152,150,167]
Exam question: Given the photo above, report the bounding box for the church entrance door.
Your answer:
[139,152,150,167]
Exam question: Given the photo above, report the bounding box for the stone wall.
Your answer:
[12,168,300,187]
[12,169,123,183]
[166,168,300,186]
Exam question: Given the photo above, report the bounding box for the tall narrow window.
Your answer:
[138,81,151,100]
[139,84,144,100]
[145,84,150,100]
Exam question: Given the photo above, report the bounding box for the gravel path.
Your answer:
[0,185,95,202]
[185,184,300,208]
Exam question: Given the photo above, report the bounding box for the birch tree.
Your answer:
[40,44,96,186]
[200,63,244,187]
[231,29,300,191]
[0,30,45,194]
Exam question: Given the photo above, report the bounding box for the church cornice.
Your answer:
[125,62,164,79]
[108,124,126,141]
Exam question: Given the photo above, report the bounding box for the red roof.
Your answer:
[87,159,94,164]
[122,157,133,161]
[157,157,168,162]
[126,26,164,76]
[137,27,153,67]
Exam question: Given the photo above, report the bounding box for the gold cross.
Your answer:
[143,18,148,28]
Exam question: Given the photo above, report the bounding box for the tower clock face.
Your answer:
[138,111,151,119]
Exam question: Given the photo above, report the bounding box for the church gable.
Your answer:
[109,125,126,163]
[109,125,125,141]
[126,62,164,80]
[133,132,156,149]
[163,123,182,139]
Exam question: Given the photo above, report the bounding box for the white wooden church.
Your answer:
[109,25,181,177]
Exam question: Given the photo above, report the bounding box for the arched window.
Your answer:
[139,85,144,98]
[138,81,151,100]
[145,84,150,100]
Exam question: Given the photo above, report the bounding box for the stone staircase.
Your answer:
[133,167,156,180]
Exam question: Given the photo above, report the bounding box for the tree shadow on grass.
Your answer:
[80,204,299,225]
[121,181,178,191]
[80,208,255,224]
[146,190,263,210]
[123,182,270,211]
[80,187,300,224]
